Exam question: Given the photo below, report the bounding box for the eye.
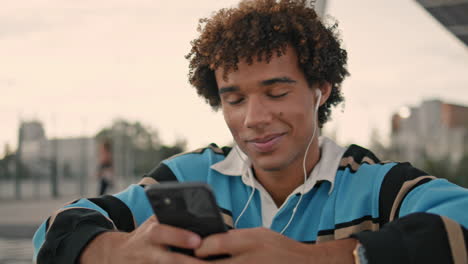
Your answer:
[269,92,289,99]
[222,94,244,105]
[227,98,244,105]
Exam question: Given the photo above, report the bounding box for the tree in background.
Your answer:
[421,155,453,180]
[0,144,15,179]
[0,143,31,180]
[368,128,389,160]
[96,119,186,178]
[420,154,468,188]
[453,154,468,187]
[368,130,468,188]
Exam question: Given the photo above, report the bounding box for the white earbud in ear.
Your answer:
[315,89,322,110]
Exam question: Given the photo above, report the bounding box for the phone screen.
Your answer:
[146,182,227,237]
[145,182,229,259]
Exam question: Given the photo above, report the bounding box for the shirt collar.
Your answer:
[210,136,346,194]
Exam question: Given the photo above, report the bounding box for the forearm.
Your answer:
[33,185,150,263]
[79,231,126,264]
[307,238,358,264]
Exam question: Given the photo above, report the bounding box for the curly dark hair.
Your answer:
[186,0,349,126]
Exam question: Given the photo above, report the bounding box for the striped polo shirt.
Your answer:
[33,137,468,263]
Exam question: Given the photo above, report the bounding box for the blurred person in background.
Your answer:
[97,140,114,195]
[33,0,468,263]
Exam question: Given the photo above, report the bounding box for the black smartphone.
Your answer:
[145,182,229,259]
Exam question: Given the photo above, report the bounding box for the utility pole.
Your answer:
[51,138,59,198]
[15,122,23,200]
[50,115,59,198]
[79,118,87,196]
[79,137,87,196]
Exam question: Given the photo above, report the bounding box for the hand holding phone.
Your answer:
[145,182,229,260]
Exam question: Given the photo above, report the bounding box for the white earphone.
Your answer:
[234,88,323,233]
[315,89,322,109]
[279,88,322,234]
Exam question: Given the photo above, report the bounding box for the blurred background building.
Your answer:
[390,99,468,186]
[17,121,49,179]
[18,121,96,182]
[1,119,186,201]
[14,121,97,198]
[46,137,96,181]
[391,100,468,165]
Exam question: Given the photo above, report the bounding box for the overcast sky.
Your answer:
[1,0,467,154]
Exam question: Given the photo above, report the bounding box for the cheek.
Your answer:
[278,103,314,132]
[222,108,243,137]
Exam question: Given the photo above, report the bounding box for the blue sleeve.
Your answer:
[353,163,468,264]
[32,184,154,263]
[400,178,468,228]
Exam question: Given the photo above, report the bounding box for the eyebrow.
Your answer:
[261,77,297,86]
[218,77,296,95]
[218,86,240,95]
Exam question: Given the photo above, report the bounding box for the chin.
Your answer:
[253,155,289,172]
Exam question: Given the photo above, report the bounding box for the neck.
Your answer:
[253,138,321,207]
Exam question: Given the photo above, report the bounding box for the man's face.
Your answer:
[215,46,322,172]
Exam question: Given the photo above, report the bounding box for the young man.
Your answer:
[33,0,468,263]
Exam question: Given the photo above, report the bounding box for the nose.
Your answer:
[244,97,272,129]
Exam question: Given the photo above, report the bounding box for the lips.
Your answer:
[246,133,286,153]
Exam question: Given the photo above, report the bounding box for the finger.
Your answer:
[208,254,248,264]
[150,224,202,249]
[195,231,254,258]
[138,215,160,236]
[153,250,208,264]
[139,215,159,229]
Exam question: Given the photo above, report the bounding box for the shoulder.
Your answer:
[340,144,440,223]
[339,144,427,177]
[145,143,233,182]
[338,144,429,192]
[335,144,438,223]
[335,144,394,198]
[167,143,232,160]
[338,144,390,173]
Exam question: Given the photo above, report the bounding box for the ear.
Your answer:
[318,82,332,106]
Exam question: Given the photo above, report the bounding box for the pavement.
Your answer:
[0,198,75,264]
[0,180,108,263]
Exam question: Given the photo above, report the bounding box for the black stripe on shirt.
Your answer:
[147,163,178,182]
[37,208,115,264]
[88,195,135,232]
[171,143,229,158]
[341,145,380,162]
[208,143,225,155]
[219,207,232,217]
[45,199,80,232]
[220,146,232,156]
[144,144,232,185]
[352,212,457,264]
[393,177,433,219]
[335,215,379,229]
[44,217,51,233]
[317,228,334,236]
[317,215,380,236]
[379,162,429,225]
[338,144,381,172]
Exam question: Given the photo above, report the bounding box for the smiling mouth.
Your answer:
[247,133,286,153]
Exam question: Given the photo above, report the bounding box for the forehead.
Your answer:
[214,46,303,88]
